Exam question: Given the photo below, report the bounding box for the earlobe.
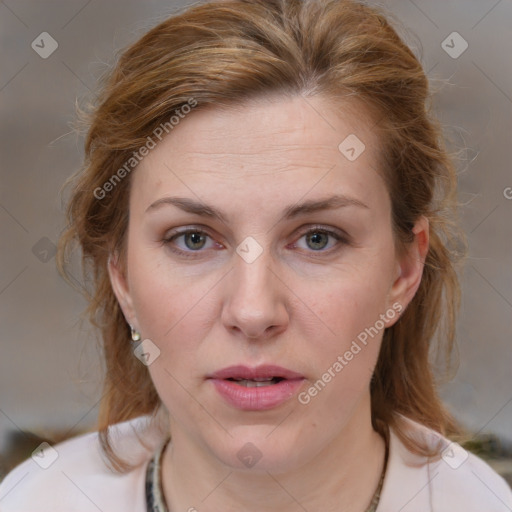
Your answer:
[387,216,429,321]
[107,252,137,327]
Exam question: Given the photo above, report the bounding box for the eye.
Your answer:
[293,226,348,253]
[163,228,220,258]
[162,225,350,259]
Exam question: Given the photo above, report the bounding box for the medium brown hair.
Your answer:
[57,0,466,471]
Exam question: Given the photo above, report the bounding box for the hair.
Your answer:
[57,0,467,472]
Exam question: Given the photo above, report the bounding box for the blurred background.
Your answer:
[1,0,511,484]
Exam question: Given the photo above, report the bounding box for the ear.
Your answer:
[386,216,429,324]
[107,252,138,329]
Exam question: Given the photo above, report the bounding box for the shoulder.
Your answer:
[0,415,167,512]
[379,415,512,512]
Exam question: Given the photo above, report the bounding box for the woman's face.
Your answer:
[109,94,425,472]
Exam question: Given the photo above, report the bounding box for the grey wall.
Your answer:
[1,0,511,458]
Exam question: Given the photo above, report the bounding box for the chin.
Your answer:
[207,427,310,474]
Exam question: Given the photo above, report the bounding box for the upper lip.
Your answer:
[209,365,304,380]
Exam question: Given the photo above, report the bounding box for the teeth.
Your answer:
[233,378,279,387]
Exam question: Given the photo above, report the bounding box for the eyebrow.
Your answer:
[145,194,369,223]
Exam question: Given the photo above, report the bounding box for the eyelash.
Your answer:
[162,225,350,259]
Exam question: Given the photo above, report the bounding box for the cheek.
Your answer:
[297,258,393,348]
[292,248,395,398]
[127,259,218,416]
[300,285,384,386]
[294,279,387,429]
[127,245,219,343]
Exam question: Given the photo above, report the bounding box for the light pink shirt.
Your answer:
[1,414,511,511]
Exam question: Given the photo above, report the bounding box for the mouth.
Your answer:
[224,377,286,387]
[208,365,305,410]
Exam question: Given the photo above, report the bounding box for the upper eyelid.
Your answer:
[165,224,346,237]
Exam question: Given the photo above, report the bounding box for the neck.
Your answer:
[161,393,386,512]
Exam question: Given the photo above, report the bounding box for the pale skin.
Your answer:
[108,94,429,512]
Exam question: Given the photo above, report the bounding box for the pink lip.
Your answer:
[208,365,305,411]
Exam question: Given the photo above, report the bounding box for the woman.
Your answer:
[1,0,511,510]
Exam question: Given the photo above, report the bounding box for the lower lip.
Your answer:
[210,378,304,410]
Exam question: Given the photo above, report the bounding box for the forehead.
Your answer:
[131,94,385,211]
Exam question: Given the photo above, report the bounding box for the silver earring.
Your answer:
[130,325,141,342]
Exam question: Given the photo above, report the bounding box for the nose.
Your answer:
[220,245,289,341]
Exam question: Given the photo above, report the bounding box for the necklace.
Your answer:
[145,437,388,512]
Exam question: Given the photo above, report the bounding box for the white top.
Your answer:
[1,414,511,511]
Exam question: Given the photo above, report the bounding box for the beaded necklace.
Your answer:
[146,437,388,512]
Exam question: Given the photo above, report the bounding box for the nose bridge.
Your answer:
[221,239,288,338]
[233,241,274,310]
[235,247,270,295]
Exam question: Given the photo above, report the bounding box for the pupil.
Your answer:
[307,232,328,250]
[185,232,206,250]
